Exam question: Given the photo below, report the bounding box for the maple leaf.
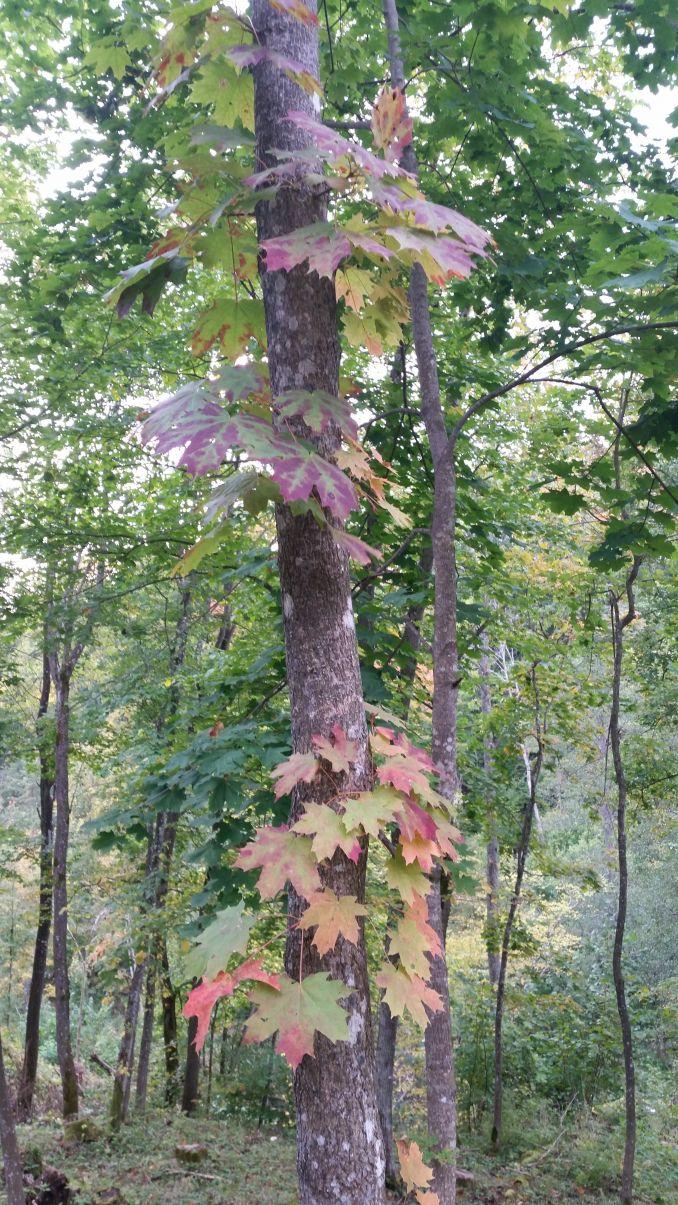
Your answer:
[388,897,442,977]
[184,902,255,981]
[292,803,361,863]
[227,44,322,94]
[262,220,351,278]
[296,889,368,956]
[189,59,254,130]
[376,963,442,1029]
[330,527,382,566]
[377,756,432,799]
[342,786,403,837]
[191,298,265,358]
[335,266,375,312]
[416,1193,440,1205]
[104,250,188,318]
[370,179,490,250]
[384,226,478,286]
[311,723,358,774]
[271,750,319,798]
[396,797,438,842]
[184,959,280,1052]
[268,0,319,25]
[396,1139,436,1194]
[288,110,411,181]
[245,971,349,1068]
[275,389,358,439]
[234,825,321,899]
[371,86,413,162]
[385,850,430,905]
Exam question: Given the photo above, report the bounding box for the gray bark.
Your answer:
[50,663,79,1118]
[17,636,54,1121]
[609,560,640,1203]
[252,2,385,1198]
[0,1032,25,1205]
[381,2,459,1196]
[134,960,156,1113]
[480,643,500,985]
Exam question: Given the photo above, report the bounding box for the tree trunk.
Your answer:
[160,939,179,1105]
[491,671,543,1151]
[609,561,640,1204]
[252,4,385,1198]
[17,644,54,1121]
[375,540,433,1185]
[0,1032,25,1205]
[480,643,500,986]
[134,960,156,1113]
[110,960,145,1128]
[50,668,79,1118]
[181,1011,200,1115]
[381,3,459,1196]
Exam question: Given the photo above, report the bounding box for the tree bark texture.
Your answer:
[17,643,54,1121]
[160,938,179,1105]
[480,643,500,986]
[609,561,640,1204]
[181,1012,201,1116]
[0,1032,25,1205]
[50,666,79,1118]
[382,2,459,1196]
[491,672,543,1150]
[110,960,145,1128]
[252,3,385,1199]
[134,960,156,1113]
[375,540,433,1185]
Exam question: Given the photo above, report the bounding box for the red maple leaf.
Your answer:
[184,959,280,1052]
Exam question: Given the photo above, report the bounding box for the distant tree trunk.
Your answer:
[0,1032,24,1205]
[491,667,543,1151]
[382,3,459,1196]
[480,642,500,986]
[160,939,179,1105]
[609,559,641,1204]
[181,1010,200,1115]
[17,640,54,1122]
[375,540,432,1185]
[50,665,79,1118]
[252,3,385,1198]
[134,961,156,1113]
[110,960,145,1128]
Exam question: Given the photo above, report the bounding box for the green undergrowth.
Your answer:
[17,1110,297,1204]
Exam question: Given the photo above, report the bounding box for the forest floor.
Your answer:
[14,1100,675,1205]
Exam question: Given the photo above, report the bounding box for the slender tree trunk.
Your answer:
[50,668,79,1118]
[480,643,500,986]
[609,560,640,1204]
[134,960,156,1113]
[381,3,459,1195]
[0,1032,24,1205]
[181,1012,200,1115]
[491,670,543,1151]
[17,644,54,1121]
[252,4,385,1198]
[375,541,433,1184]
[110,961,145,1128]
[160,939,179,1105]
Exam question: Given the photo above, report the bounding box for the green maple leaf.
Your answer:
[384,850,430,905]
[246,971,349,1067]
[342,786,402,837]
[184,903,255,981]
[189,60,255,131]
[292,803,361,863]
[85,37,132,80]
[191,298,265,357]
